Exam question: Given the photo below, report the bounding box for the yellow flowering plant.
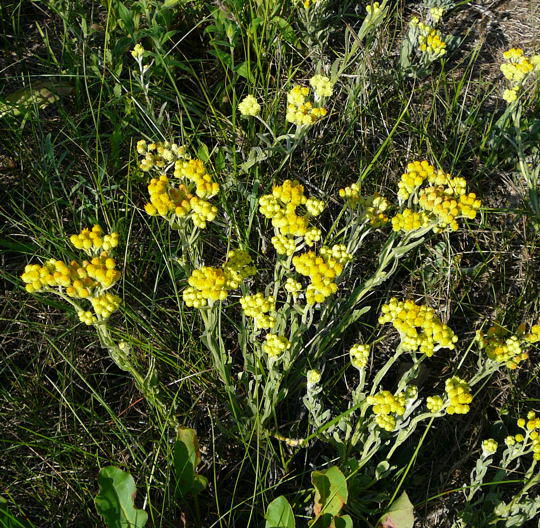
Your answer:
[400,1,456,77]
[20,225,174,425]
[453,411,540,527]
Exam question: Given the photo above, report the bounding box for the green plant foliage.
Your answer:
[377,492,414,528]
[173,427,208,498]
[265,496,296,528]
[94,466,148,528]
[312,466,348,518]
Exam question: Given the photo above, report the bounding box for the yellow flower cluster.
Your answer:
[367,390,406,431]
[391,209,429,232]
[22,251,120,297]
[426,395,444,413]
[78,310,96,325]
[475,324,535,369]
[284,277,302,295]
[429,7,444,23]
[418,28,446,57]
[91,293,121,319]
[309,75,334,98]
[307,369,322,386]
[174,159,220,199]
[482,438,498,455]
[137,140,187,172]
[259,180,325,255]
[410,18,446,58]
[366,2,382,16]
[240,293,276,329]
[350,344,370,369]
[506,412,540,460]
[286,85,327,126]
[21,227,122,323]
[500,48,539,102]
[262,334,291,358]
[379,298,458,356]
[445,377,473,415]
[294,0,314,8]
[138,141,220,229]
[238,95,261,116]
[293,245,352,304]
[70,225,119,255]
[339,185,390,227]
[131,43,144,59]
[394,161,481,232]
[182,250,256,308]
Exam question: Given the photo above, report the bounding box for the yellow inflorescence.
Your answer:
[240,293,276,329]
[418,28,446,57]
[393,161,481,233]
[339,185,390,227]
[286,84,327,126]
[500,48,540,103]
[262,334,291,358]
[284,277,302,295]
[138,140,219,229]
[183,250,256,308]
[426,395,444,413]
[379,298,458,356]
[391,210,430,232]
[174,159,220,199]
[482,438,498,455]
[70,225,119,255]
[238,94,261,116]
[366,2,382,15]
[21,227,122,323]
[476,325,533,369]
[367,390,406,431]
[131,43,144,59]
[293,245,352,305]
[259,180,326,255]
[91,293,121,319]
[429,7,444,23]
[137,139,187,171]
[309,75,334,98]
[506,412,540,460]
[525,325,540,343]
[445,376,473,414]
[350,344,370,369]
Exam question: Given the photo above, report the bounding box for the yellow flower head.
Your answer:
[350,344,370,369]
[131,43,145,59]
[445,376,473,415]
[286,84,327,126]
[240,293,276,329]
[309,74,334,98]
[263,334,291,357]
[238,95,261,117]
[379,298,458,356]
[367,390,406,431]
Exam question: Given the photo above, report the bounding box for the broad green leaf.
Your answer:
[94,466,148,528]
[265,496,296,528]
[312,466,348,517]
[335,515,354,528]
[0,82,72,118]
[174,427,208,497]
[377,492,414,528]
[235,61,255,83]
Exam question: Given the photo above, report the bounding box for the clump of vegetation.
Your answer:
[1,0,539,526]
